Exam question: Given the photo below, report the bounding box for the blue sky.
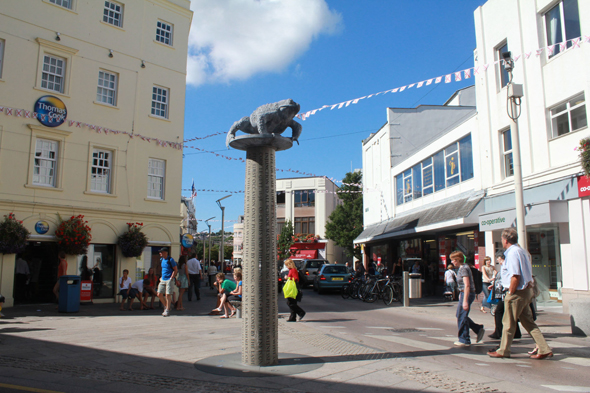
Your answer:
[183,0,487,233]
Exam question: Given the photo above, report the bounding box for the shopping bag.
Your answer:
[283,278,298,299]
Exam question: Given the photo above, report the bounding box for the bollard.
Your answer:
[237,306,242,319]
[403,271,410,307]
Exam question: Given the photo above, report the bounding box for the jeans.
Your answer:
[188,274,201,300]
[482,282,491,309]
[456,291,482,344]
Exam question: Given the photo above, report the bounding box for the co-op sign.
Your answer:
[479,210,516,231]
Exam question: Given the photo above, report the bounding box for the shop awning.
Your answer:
[354,191,484,244]
[479,200,568,231]
[292,249,318,259]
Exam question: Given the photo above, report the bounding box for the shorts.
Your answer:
[157,278,174,295]
[128,288,140,299]
[118,289,132,299]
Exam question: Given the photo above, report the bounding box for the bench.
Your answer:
[229,299,242,318]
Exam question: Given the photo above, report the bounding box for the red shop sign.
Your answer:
[578,176,590,197]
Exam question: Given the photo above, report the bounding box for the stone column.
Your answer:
[242,145,278,366]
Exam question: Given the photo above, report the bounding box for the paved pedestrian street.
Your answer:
[0,289,589,393]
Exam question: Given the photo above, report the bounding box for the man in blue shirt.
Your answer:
[488,228,552,359]
[156,247,178,317]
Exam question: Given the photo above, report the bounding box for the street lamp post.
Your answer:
[205,217,215,271]
[502,51,527,249]
[216,195,232,273]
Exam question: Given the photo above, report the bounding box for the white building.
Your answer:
[356,87,482,279]
[474,0,589,309]
[276,177,348,263]
[232,215,244,265]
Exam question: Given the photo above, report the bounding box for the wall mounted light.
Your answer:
[108,49,114,58]
[55,32,61,41]
[141,60,146,68]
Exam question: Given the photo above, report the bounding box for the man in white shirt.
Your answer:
[128,279,149,310]
[187,253,203,301]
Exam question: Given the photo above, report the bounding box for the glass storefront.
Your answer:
[527,225,561,299]
[80,244,116,298]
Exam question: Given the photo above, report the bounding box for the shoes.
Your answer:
[287,319,296,322]
[477,327,485,343]
[488,350,509,358]
[530,352,553,360]
[528,347,539,355]
[162,309,170,317]
[488,333,500,339]
[299,311,306,321]
[454,341,470,347]
[480,307,487,313]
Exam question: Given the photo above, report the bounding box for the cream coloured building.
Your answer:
[0,0,192,307]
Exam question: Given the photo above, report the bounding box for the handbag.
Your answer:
[282,278,298,299]
[487,289,500,305]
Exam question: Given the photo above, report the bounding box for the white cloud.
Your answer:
[187,0,341,86]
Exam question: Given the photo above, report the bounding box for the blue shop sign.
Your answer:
[181,233,194,248]
[35,220,50,234]
[35,95,67,127]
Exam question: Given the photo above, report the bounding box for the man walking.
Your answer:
[156,247,178,317]
[488,228,552,359]
[187,253,202,301]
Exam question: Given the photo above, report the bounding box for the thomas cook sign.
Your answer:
[35,95,67,127]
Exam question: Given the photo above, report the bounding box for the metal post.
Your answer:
[403,271,409,307]
[216,196,231,274]
[205,217,215,269]
[503,52,527,249]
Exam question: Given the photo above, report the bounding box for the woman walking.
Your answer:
[176,255,189,310]
[284,259,305,322]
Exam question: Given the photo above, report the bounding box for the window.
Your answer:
[395,134,474,205]
[49,0,71,9]
[147,158,165,199]
[96,70,117,106]
[502,129,513,178]
[91,149,112,193]
[41,54,65,93]
[156,20,173,46]
[550,93,587,138]
[276,191,285,205]
[276,218,285,235]
[459,134,474,181]
[0,39,4,79]
[545,0,580,58]
[294,190,315,207]
[294,217,315,234]
[497,41,510,88]
[422,157,433,195]
[103,1,123,28]
[402,169,412,203]
[445,144,460,187]
[151,86,169,119]
[34,139,58,187]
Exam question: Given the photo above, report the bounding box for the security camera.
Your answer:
[501,51,512,60]
[108,49,114,58]
[55,32,61,41]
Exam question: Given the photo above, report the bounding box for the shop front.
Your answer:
[479,200,568,300]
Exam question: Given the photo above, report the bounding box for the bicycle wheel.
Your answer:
[382,285,394,306]
[358,282,370,301]
[363,285,378,303]
[351,280,362,299]
[341,283,351,299]
[392,283,403,303]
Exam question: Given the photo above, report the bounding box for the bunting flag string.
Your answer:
[1,105,185,150]
[181,187,370,196]
[183,131,225,143]
[294,35,589,122]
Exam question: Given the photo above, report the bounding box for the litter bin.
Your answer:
[409,273,422,299]
[59,275,81,313]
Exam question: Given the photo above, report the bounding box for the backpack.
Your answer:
[469,266,483,295]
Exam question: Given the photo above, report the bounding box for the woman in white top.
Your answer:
[480,256,496,313]
[444,264,458,300]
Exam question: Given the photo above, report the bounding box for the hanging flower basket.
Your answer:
[577,138,590,177]
[118,222,148,258]
[55,214,92,255]
[0,213,30,254]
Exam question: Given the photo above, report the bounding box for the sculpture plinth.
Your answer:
[227,99,301,367]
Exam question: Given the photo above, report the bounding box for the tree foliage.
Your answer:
[325,171,363,260]
[277,219,294,262]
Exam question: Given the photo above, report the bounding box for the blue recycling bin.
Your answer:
[58,275,81,313]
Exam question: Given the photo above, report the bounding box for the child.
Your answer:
[118,269,133,311]
[212,273,236,318]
